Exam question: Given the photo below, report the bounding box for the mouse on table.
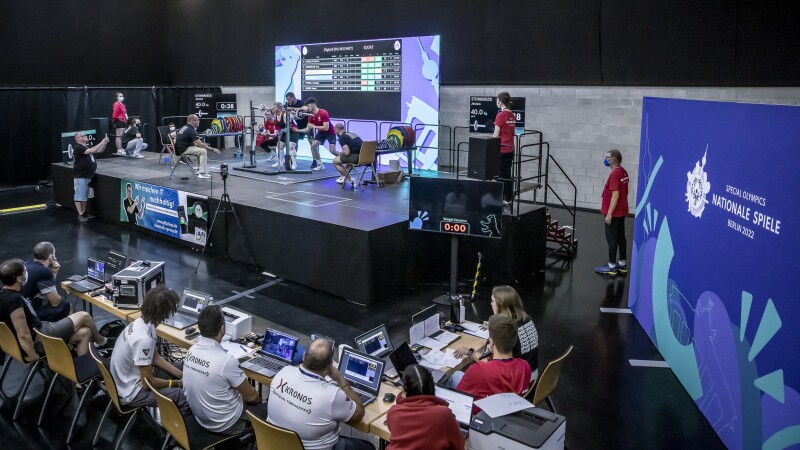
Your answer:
[185,327,196,335]
[383,392,396,403]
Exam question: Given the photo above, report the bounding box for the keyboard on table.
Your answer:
[249,357,285,372]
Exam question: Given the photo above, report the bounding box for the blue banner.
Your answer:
[630,98,800,450]
[120,179,208,246]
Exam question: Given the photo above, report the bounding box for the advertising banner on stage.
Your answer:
[630,98,800,450]
[119,179,209,246]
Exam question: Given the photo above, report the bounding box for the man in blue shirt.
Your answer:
[20,242,71,322]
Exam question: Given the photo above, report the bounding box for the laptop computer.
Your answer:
[240,329,299,377]
[70,257,106,293]
[435,385,475,436]
[163,289,214,329]
[354,324,398,378]
[388,341,446,384]
[338,347,385,406]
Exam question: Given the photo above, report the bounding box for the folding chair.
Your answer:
[168,133,198,181]
[247,410,305,450]
[524,345,573,413]
[35,329,101,443]
[341,141,378,192]
[157,126,176,165]
[0,322,48,421]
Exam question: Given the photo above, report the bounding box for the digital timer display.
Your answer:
[440,222,470,234]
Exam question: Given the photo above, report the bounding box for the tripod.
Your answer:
[194,171,259,273]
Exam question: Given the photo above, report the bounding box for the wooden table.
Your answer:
[62,281,140,321]
[350,383,403,433]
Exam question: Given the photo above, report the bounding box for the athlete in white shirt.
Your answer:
[184,305,262,435]
[109,286,189,412]
[267,337,374,450]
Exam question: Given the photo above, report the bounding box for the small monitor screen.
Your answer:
[106,251,127,275]
[340,349,383,391]
[261,329,298,362]
[356,325,392,357]
[409,177,503,239]
[388,341,418,374]
[87,257,105,283]
[436,386,474,425]
[181,290,210,313]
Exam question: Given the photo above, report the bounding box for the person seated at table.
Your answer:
[385,365,465,450]
[455,285,539,380]
[0,259,106,360]
[184,305,262,436]
[267,337,374,450]
[332,123,363,184]
[109,285,189,413]
[20,241,72,322]
[448,315,530,411]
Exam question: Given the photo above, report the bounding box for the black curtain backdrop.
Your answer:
[1,0,798,87]
[0,87,221,187]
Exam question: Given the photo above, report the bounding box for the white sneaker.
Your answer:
[312,163,326,171]
[336,176,345,184]
[266,153,278,162]
[116,150,127,155]
[271,161,280,168]
[133,154,145,159]
[197,173,212,179]
[291,162,297,170]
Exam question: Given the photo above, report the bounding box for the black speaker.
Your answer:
[468,136,501,180]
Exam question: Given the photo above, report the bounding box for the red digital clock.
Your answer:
[440,221,470,234]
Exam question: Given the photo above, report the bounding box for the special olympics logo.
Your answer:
[394,40,401,51]
[685,148,711,218]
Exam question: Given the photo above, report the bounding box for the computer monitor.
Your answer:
[180,289,212,314]
[354,325,393,358]
[87,257,105,284]
[435,386,474,426]
[339,347,384,393]
[259,329,299,363]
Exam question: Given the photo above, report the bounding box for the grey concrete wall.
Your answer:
[441,86,800,213]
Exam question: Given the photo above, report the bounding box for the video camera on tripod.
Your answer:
[220,163,229,180]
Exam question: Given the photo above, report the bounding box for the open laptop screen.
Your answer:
[388,341,417,374]
[436,386,474,426]
[355,325,393,357]
[411,305,436,326]
[259,329,299,363]
[87,257,105,284]
[181,289,211,314]
[340,348,384,392]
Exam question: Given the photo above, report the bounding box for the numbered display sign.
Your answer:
[192,93,238,119]
[469,96,526,133]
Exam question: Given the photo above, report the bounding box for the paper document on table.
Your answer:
[221,341,257,359]
[461,322,489,339]
[409,322,426,345]
[422,348,462,368]
[423,314,441,336]
[418,336,446,351]
[432,329,459,343]
[474,393,533,418]
[418,358,443,370]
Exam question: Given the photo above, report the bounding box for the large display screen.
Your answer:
[409,177,503,239]
[276,35,440,169]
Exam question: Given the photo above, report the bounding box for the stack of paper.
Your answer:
[221,341,257,360]
[461,321,489,339]
[474,393,533,418]
[422,348,463,369]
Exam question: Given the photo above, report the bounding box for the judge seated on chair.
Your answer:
[332,123,362,184]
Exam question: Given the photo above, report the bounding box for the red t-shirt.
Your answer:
[112,101,128,122]
[309,108,334,134]
[601,166,629,217]
[456,358,531,414]
[386,395,466,450]
[494,109,516,154]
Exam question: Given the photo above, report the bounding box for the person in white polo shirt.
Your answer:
[267,337,374,450]
[109,286,189,412]
[183,305,262,436]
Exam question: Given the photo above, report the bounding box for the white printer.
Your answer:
[221,306,252,340]
[469,408,566,450]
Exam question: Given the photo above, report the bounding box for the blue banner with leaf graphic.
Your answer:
[630,98,800,450]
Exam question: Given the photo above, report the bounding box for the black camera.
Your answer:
[220,163,229,179]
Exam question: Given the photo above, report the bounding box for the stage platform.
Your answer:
[52,151,546,305]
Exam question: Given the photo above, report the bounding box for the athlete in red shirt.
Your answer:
[296,97,336,171]
[493,92,517,205]
[112,91,128,153]
[596,148,630,275]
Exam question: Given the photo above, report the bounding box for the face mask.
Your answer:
[604,158,610,167]
[169,126,175,131]
[118,96,124,102]
[20,271,28,286]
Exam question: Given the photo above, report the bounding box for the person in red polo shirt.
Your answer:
[296,97,336,171]
[493,92,517,206]
[112,91,128,154]
[596,149,630,275]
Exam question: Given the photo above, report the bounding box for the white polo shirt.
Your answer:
[267,365,357,450]
[109,318,156,404]
[183,336,247,433]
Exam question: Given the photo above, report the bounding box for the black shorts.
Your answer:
[279,131,300,144]
[339,153,360,164]
[259,139,279,150]
[313,133,336,145]
[113,119,127,129]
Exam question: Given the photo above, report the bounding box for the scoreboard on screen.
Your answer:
[469,96,526,133]
[192,93,238,119]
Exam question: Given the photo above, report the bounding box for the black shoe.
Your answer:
[310,160,318,169]
[84,214,95,219]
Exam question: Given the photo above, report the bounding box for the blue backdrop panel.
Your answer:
[630,98,800,450]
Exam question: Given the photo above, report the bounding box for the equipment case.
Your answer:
[112,261,165,309]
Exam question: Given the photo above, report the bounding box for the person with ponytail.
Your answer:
[385,364,465,450]
[493,92,517,205]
